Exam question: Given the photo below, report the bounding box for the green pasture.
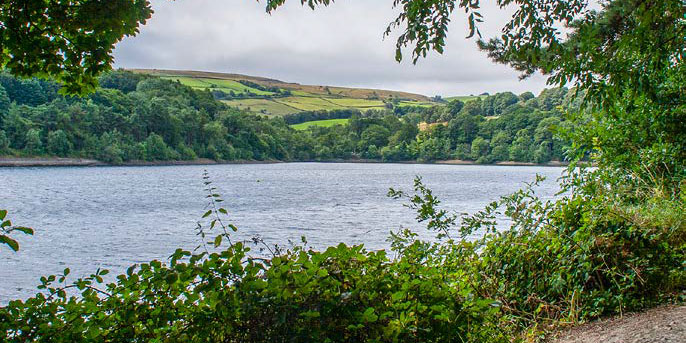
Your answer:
[163,76,275,95]
[325,98,385,108]
[221,99,300,115]
[290,118,350,130]
[162,74,440,116]
[444,95,487,102]
[276,97,346,111]
[397,101,436,108]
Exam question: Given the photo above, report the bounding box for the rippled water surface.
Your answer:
[1,162,564,302]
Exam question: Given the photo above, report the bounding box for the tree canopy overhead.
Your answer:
[0,0,152,95]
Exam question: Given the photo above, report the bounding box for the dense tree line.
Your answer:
[0,70,571,164]
[301,89,573,163]
[0,71,304,164]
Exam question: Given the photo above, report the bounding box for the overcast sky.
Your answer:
[113,0,551,97]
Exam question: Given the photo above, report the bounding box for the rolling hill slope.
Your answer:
[131,69,437,116]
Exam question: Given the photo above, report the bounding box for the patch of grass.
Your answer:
[325,98,386,108]
[289,90,317,97]
[277,97,346,111]
[397,101,436,108]
[444,95,487,102]
[162,76,211,88]
[290,118,350,130]
[163,76,275,95]
[221,99,300,115]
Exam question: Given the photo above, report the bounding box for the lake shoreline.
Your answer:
[0,156,569,168]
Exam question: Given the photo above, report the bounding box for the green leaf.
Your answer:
[0,235,19,252]
[362,307,378,322]
[14,226,34,235]
[165,273,179,284]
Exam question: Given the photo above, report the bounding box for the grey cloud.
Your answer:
[113,0,550,96]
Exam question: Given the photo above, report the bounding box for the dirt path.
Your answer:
[551,305,685,343]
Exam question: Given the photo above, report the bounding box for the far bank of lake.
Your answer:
[0,156,569,168]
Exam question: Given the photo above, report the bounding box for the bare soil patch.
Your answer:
[551,305,685,343]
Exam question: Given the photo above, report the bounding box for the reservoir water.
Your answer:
[0,162,564,303]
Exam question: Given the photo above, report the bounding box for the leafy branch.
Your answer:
[0,209,33,252]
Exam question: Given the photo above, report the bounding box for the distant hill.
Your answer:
[131,69,437,116]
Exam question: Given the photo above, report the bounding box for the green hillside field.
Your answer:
[444,95,488,102]
[132,69,436,116]
[290,118,350,130]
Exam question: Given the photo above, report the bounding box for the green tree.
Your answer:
[489,130,511,161]
[0,84,9,116]
[0,130,9,154]
[99,70,146,93]
[144,133,171,161]
[24,128,43,154]
[418,137,450,161]
[509,129,532,162]
[46,130,73,157]
[100,144,124,165]
[519,91,534,102]
[359,124,390,150]
[470,136,489,160]
[493,92,519,115]
[533,141,552,163]
[490,145,509,162]
[459,98,483,116]
[445,99,464,116]
[447,113,480,144]
[388,122,418,146]
[535,88,568,111]
[0,1,153,94]
[533,117,560,144]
